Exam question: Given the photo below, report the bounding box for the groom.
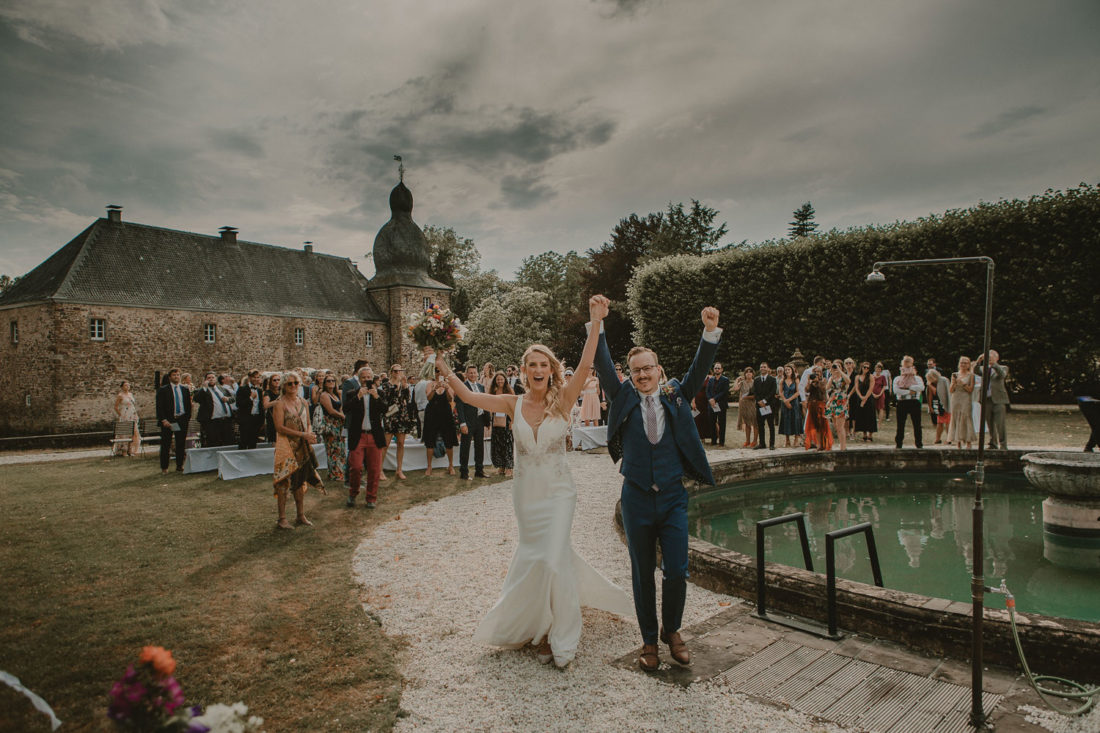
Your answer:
[594,305,721,671]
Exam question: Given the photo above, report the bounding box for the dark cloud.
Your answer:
[207,128,264,158]
[592,0,654,18]
[499,172,556,210]
[965,105,1047,140]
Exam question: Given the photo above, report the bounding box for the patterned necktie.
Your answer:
[646,395,659,445]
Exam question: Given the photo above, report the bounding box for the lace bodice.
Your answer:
[513,395,569,464]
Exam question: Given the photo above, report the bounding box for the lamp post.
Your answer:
[865,256,994,729]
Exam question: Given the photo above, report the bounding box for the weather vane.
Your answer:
[394,154,405,183]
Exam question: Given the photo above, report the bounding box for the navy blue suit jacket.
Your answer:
[594,331,719,487]
[454,381,484,429]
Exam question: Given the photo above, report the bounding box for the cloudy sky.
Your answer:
[1,0,1097,279]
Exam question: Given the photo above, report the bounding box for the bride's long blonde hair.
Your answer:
[520,343,569,421]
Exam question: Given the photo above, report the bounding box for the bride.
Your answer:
[436,294,632,668]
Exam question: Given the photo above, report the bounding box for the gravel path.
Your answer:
[352,448,849,732]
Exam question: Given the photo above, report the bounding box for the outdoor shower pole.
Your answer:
[866,256,995,729]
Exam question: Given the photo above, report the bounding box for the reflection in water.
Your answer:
[688,472,1100,623]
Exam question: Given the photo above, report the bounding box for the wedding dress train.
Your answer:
[473,395,633,666]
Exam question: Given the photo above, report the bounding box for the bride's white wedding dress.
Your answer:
[473,395,633,666]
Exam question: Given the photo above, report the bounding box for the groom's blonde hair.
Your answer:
[521,344,569,421]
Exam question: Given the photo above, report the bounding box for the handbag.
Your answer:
[433,434,446,459]
[312,404,325,428]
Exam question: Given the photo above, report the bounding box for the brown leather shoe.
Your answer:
[660,628,691,666]
[638,643,659,672]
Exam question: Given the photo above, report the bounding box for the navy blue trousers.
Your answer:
[620,479,689,645]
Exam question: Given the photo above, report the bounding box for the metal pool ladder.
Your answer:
[754,513,885,640]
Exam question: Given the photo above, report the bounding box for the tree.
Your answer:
[514,250,588,358]
[0,274,16,295]
[647,199,729,260]
[451,269,509,321]
[582,199,729,357]
[788,202,819,238]
[423,225,480,287]
[464,286,550,369]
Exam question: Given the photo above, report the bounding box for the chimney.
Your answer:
[106,204,122,223]
[303,240,314,254]
[218,226,238,243]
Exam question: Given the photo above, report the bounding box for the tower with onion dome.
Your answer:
[366,157,452,367]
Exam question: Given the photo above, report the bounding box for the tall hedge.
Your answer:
[627,184,1100,398]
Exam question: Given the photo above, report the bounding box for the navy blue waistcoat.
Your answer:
[619,402,683,490]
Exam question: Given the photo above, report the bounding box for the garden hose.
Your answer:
[986,580,1100,717]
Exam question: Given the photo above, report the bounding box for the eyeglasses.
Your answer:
[285,380,299,386]
[632,365,659,376]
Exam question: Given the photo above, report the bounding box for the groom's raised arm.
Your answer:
[679,307,722,399]
[593,327,622,400]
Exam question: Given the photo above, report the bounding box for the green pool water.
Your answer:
[688,472,1100,623]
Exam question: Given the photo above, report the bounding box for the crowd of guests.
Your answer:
[689,351,1011,452]
[114,349,1016,528]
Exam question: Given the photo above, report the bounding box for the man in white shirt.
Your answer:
[893,355,925,449]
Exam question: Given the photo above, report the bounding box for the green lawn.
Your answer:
[0,455,501,732]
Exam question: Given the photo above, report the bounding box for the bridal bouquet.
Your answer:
[406,303,467,379]
[107,646,263,733]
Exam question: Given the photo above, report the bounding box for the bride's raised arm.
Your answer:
[560,295,610,411]
[436,357,517,417]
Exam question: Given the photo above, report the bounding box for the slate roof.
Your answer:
[0,218,387,322]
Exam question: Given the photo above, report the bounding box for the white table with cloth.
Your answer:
[182,445,239,474]
[571,425,608,451]
[217,444,328,480]
[382,435,489,471]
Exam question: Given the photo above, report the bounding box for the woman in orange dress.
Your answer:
[272,371,325,530]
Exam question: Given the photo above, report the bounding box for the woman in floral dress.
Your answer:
[317,374,346,483]
[381,365,418,480]
[113,381,141,456]
[825,360,850,451]
[733,367,758,447]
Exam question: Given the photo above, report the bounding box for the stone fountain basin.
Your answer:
[1021,451,1100,499]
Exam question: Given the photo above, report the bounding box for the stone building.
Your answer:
[0,182,450,435]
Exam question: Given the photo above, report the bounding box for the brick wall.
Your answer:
[0,302,390,435]
[0,303,60,434]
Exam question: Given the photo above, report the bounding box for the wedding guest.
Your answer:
[926,367,952,445]
[455,364,487,480]
[343,366,386,509]
[825,360,850,450]
[881,361,895,422]
[578,374,601,427]
[479,362,495,437]
[893,356,925,449]
[948,356,978,449]
[851,362,878,442]
[614,363,626,383]
[799,355,827,447]
[180,372,194,391]
[272,371,324,529]
[733,367,758,447]
[843,357,858,434]
[112,380,141,456]
[753,362,778,450]
[263,373,281,443]
[1074,382,1100,452]
[706,361,730,446]
[155,367,191,474]
[692,368,713,443]
[317,373,347,483]
[194,372,231,447]
[778,365,803,447]
[488,371,514,476]
[872,362,889,424]
[506,365,524,394]
[381,365,416,480]
[927,357,940,376]
[236,370,265,450]
[975,350,1010,449]
[422,376,458,476]
[804,367,832,451]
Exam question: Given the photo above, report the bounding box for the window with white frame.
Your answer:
[294,327,304,346]
[423,297,431,310]
[203,323,216,344]
[90,318,105,341]
[9,321,17,344]
[366,331,373,348]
